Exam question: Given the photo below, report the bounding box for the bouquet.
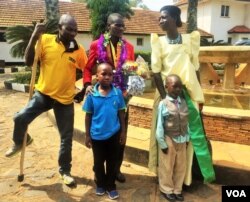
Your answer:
[122,58,149,96]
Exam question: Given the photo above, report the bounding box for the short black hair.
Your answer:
[165,74,182,85]
[160,5,182,27]
[97,62,113,73]
[107,13,124,25]
[59,14,76,26]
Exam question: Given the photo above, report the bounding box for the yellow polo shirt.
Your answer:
[35,34,87,104]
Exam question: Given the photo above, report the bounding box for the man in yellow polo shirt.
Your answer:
[5,14,87,186]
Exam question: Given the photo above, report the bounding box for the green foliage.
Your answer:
[129,0,149,9]
[200,38,230,46]
[45,0,59,21]
[11,72,33,84]
[5,19,58,58]
[85,0,134,39]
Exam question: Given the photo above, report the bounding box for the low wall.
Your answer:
[128,97,250,145]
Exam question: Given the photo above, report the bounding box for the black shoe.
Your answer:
[116,172,126,183]
[175,193,184,201]
[161,192,176,202]
[5,134,33,157]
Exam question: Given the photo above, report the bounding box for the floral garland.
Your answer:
[97,33,127,91]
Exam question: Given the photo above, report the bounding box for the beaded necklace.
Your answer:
[97,33,127,91]
[166,33,182,44]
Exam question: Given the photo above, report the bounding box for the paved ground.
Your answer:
[0,73,250,202]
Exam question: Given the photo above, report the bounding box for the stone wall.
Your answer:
[129,105,152,129]
[203,115,250,145]
[128,98,250,145]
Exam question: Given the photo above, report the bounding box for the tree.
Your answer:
[85,0,134,39]
[45,0,60,21]
[186,0,198,33]
[5,0,59,58]
[129,0,149,9]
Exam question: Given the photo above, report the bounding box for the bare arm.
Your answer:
[24,23,45,66]
[118,109,126,145]
[85,113,92,148]
[153,73,166,99]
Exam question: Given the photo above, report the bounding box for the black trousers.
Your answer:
[13,91,74,174]
[92,132,120,191]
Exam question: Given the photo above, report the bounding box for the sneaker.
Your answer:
[61,173,76,186]
[5,134,33,157]
[96,187,105,196]
[107,190,119,200]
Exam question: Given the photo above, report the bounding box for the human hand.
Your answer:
[161,148,168,154]
[85,135,92,148]
[85,85,94,95]
[74,89,85,103]
[119,132,127,145]
[32,22,46,39]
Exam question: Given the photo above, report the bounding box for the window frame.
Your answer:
[136,38,143,46]
[221,5,230,17]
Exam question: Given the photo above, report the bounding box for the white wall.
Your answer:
[245,4,250,27]
[210,0,246,42]
[76,33,152,52]
[75,33,92,51]
[124,35,151,52]
[0,33,152,63]
[178,0,250,44]
[0,42,24,63]
[229,33,250,44]
[178,1,212,34]
[197,1,212,34]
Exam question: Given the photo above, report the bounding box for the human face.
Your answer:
[159,10,176,31]
[97,64,113,87]
[166,78,182,99]
[59,20,78,42]
[108,17,125,38]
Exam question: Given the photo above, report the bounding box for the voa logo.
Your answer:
[226,190,246,198]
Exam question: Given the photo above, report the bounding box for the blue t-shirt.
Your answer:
[82,83,126,140]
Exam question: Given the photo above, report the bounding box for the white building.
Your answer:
[174,0,250,44]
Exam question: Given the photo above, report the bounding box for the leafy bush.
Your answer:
[11,72,37,84]
[200,38,230,46]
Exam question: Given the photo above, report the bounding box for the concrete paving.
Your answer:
[1,73,250,202]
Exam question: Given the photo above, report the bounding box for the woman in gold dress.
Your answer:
[148,5,215,185]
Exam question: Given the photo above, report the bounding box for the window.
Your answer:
[221,5,229,17]
[137,38,143,46]
[0,33,6,42]
[227,37,232,44]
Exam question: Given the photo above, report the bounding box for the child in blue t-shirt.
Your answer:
[82,62,126,200]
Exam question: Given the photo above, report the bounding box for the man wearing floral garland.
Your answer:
[82,13,134,183]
